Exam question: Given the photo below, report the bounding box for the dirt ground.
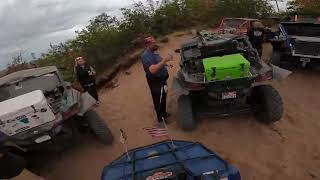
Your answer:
[42,34,320,180]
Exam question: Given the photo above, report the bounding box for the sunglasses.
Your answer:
[75,57,83,61]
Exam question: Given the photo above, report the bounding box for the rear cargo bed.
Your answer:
[101,140,241,180]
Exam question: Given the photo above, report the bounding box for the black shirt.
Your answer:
[248,28,264,51]
[75,64,96,86]
[141,49,169,81]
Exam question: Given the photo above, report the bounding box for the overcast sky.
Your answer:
[0,0,288,69]
[0,0,133,69]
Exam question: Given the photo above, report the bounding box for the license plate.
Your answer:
[300,57,311,63]
[35,135,51,143]
[222,91,237,100]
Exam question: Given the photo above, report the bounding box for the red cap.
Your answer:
[144,36,156,48]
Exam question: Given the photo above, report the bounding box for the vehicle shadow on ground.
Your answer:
[25,133,102,176]
[280,61,320,73]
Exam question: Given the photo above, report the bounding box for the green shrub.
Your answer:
[32,0,275,82]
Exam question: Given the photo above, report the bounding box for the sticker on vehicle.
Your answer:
[146,172,174,180]
[222,91,237,100]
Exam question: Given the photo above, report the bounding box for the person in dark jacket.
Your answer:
[247,21,276,64]
[247,21,265,56]
[141,37,173,123]
[75,57,99,104]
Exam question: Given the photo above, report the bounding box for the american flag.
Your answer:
[119,129,131,160]
[119,129,127,144]
[143,123,169,138]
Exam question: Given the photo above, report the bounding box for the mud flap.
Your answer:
[272,65,292,82]
[172,77,189,96]
[77,92,97,116]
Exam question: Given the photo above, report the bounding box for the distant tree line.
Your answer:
[287,0,320,15]
[7,0,277,81]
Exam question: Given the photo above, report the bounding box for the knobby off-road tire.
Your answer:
[178,95,196,131]
[84,110,114,144]
[251,85,283,123]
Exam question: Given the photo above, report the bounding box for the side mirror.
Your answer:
[174,49,181,53]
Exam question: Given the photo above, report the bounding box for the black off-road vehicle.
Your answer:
[173,31,284,131]
[276,17,320,68]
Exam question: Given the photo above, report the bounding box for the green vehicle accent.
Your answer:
[203,53,251,81]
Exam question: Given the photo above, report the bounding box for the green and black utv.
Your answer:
[173,31,284,131]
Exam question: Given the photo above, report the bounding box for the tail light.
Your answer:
[255,73,272,83]
[62,105,80,120]
[282,42,293,49]
[185,82,204,90]
[281,42,287,48]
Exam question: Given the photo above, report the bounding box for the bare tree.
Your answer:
[30,52,36,60]
[273,0,284,12]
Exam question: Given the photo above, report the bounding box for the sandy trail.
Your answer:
[44,34,320,180]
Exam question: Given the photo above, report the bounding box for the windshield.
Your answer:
[222,19,246,28]
[0,73,62,102]
[282,23,320,37]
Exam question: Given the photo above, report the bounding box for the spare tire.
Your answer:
[250,85,283,123]
[178,95,196,131]
[84,110,114,144]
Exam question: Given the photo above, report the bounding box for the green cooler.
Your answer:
[203,53,251,81]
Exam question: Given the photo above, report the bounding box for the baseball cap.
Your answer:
[144,36,156,48]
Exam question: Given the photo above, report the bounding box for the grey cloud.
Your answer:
[0,0,132,68]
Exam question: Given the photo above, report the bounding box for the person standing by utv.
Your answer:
[247,21,274,64]
[75,56,100,104]
[141,37,172,123]
[247,21,265,56]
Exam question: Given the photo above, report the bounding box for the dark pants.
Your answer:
[83,84,99,101]
[147,78,167,122]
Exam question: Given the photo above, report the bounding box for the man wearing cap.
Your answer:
[142,37,172,123]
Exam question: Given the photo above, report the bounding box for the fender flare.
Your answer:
[172,76,189,96]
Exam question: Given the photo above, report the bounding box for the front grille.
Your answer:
[47,97,62,114]
[294,41,320,56]
[11,114,62,141]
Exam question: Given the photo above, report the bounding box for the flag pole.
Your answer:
[160,86,176,149]
[161,117,176,149]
